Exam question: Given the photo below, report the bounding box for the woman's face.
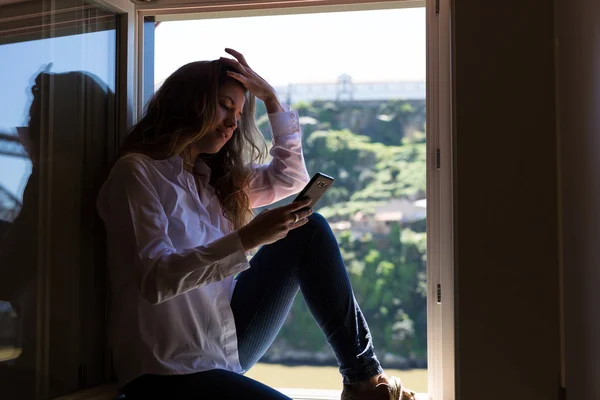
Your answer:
[193,80,245,154]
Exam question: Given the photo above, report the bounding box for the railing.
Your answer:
[274,80,426,103]
[0,133,28,159]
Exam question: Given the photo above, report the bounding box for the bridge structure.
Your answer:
[0,133,28,159]
[0,183,21,223]
[0,132,27,222]
[274,76,426,104]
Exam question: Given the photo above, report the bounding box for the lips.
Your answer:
[217,129,232,139]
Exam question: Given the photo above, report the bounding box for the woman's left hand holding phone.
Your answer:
[237,198,313,252]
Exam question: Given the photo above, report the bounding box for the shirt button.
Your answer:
[290,113,295,118]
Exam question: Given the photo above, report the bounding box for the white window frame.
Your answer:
[94,0,138,138]
[101,0,455,398]
[425,1,454,399]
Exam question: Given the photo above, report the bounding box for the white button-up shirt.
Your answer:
[96,106,309,386]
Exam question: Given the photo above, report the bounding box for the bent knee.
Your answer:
[307,211,329,229]
[288,212,332,238]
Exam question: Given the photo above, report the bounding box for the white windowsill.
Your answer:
[53,383,428,400]
[281,388,428,399]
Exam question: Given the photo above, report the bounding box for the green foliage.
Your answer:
[346,226,427,358]
[258,99,428,366]
[303,128,425,218]
[275,225,427,362]
[294,99,426,146]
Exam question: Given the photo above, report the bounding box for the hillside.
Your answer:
[255,99,428,368]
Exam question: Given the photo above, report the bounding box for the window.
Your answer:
[1,0,455,398]
[146,3,437,396]
[0,0,118,397]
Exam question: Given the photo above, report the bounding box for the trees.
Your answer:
[257,98,428,368]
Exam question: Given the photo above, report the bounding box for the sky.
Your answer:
[0,30,116,203]
[154,7,426,87]
[0,7,425,201]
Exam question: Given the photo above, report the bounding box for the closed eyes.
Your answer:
[220,102,242,121]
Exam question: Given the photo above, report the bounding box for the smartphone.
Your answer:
[293,172,335,209]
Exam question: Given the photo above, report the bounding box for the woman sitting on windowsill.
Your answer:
[97,48,416,400]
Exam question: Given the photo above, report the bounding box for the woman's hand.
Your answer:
[220,48,284,113]
[237,198,313,251]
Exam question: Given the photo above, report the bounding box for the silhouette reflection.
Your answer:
[0,70,114,399]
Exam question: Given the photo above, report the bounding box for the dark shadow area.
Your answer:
[0,69,114,399]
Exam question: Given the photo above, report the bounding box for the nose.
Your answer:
[224,112,238,129]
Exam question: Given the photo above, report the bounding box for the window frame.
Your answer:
[132,0,455,398]
[93,0,138,143]
[425,0,454,399]
[90,0,138,386]
[0,0,135,397]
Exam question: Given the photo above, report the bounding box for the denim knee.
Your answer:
[306,212,330,231]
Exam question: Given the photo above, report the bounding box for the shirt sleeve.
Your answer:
[247,105,311,208]
[98,157,249,305]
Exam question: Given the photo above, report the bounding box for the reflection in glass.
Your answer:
[0,1,117,398]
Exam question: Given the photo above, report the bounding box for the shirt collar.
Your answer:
[194,159,212,187]
[167,156,185,176]
[168,156,212,187]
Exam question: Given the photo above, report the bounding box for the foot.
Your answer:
[341,374,417,400]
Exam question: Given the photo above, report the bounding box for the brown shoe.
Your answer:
[341,374,417,400]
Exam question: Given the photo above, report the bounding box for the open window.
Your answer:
[133,0,454,399]
[0,0,454,398]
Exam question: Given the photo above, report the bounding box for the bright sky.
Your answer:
[155,7,425,87]
[0,6,424,201]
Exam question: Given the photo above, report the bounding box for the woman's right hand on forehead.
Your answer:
[237,198,313,251]
[219,48,283,112]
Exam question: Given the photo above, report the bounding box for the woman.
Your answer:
[97,48,415,400]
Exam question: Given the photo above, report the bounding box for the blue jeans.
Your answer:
[123,213,382,399]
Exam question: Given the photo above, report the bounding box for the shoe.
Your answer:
[385,376,417,400]
[341,374,417,400]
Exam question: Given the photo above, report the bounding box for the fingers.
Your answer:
[226,70,248,86]
[219,57,247,74]
[285,198,312,212]
[225,48,250,67]
[220,52,274,102]
[284,206,313,232]
[290,208,313,223]
[289,216,310,230]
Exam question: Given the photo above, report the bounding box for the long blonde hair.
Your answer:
[119,60,267,229]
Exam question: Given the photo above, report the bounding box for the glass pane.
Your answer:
[0,0,117,398]
[153,7,427,394]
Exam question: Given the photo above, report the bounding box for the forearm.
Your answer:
[247,105,310,208]
[138,232,249,305]
[264,95,285,114]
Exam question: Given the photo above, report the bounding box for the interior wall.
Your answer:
[452,1,561,399]
[556,0,600,398]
